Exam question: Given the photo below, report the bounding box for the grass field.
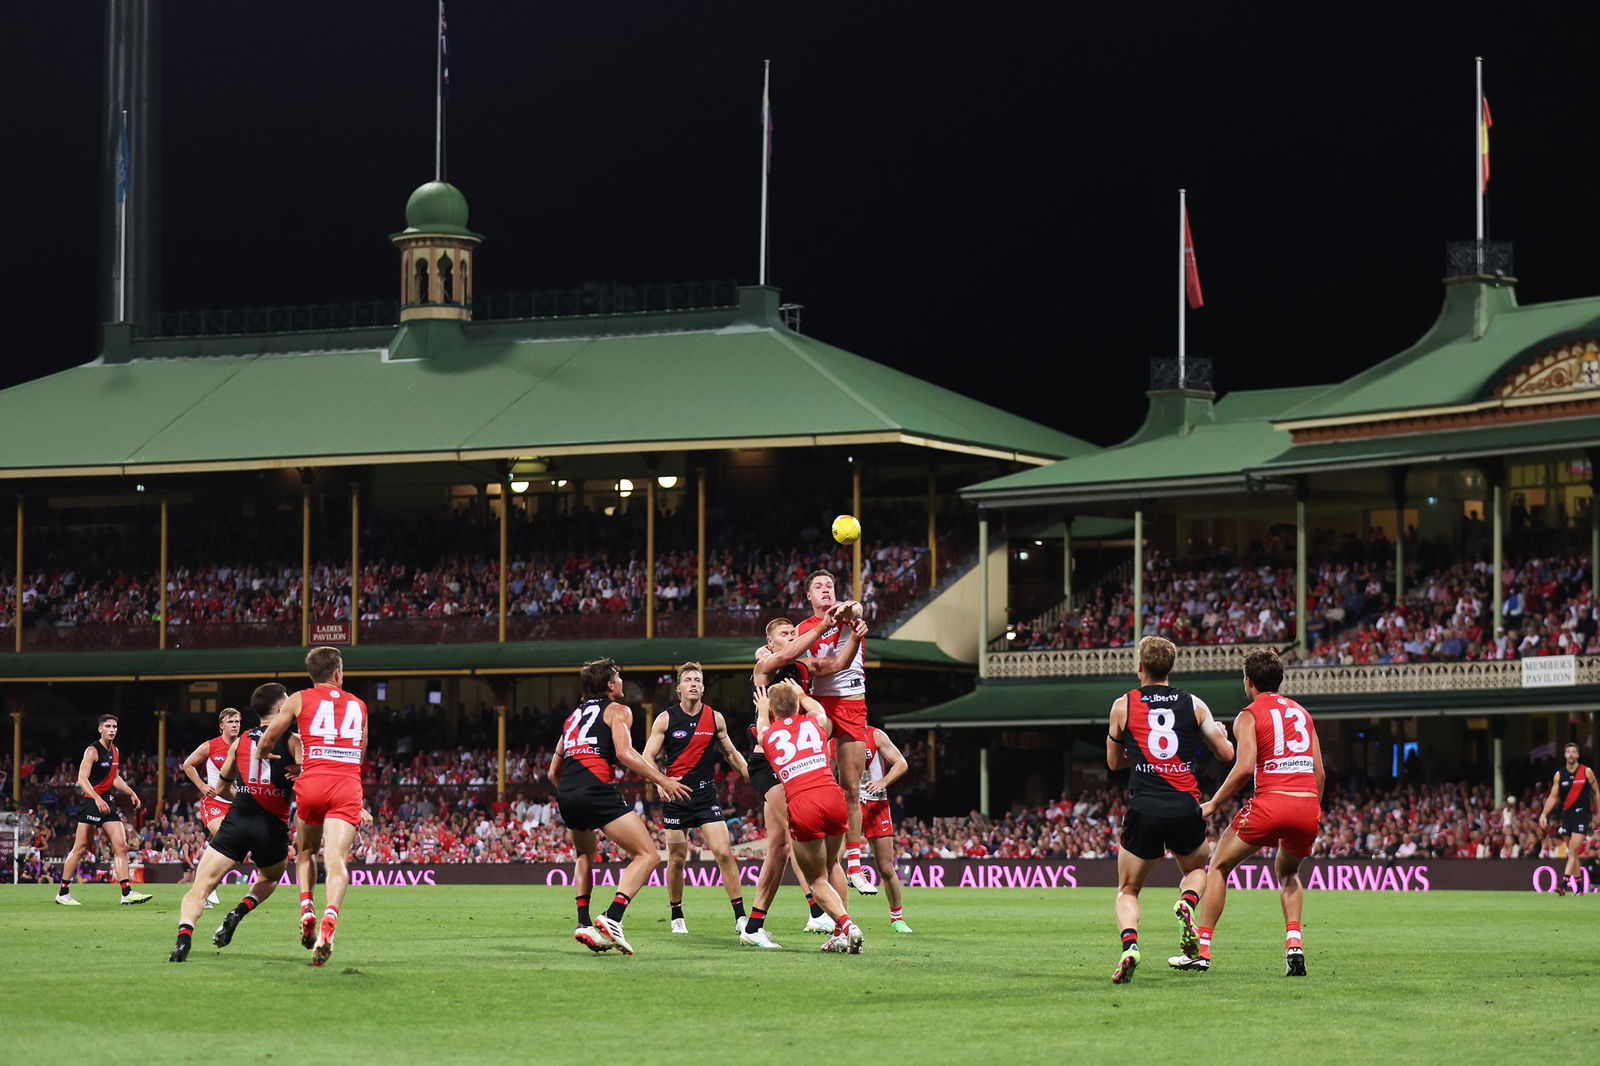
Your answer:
[3,882,1596,1064]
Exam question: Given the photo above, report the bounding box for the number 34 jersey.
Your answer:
[1120,685,1204,816]
[760,715,836,797]
[295,683,368,781]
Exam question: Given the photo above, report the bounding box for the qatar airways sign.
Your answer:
[185,858,1590,893]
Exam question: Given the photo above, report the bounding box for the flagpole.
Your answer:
[1475,56,1484,267]
[118,109,129,323]
[759,59,771,287]
[1177,188,1186,387]
[435,1,445,182]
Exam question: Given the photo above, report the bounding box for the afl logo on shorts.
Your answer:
[671,729,689,739]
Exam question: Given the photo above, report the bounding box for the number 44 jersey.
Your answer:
[295,683,368,781]
[1122,686,1204,816]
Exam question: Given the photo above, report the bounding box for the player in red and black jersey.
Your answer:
[642,661,750,936]
[169,683,302,962]
[1105,636,1233,983]
[56,714,152,907]
[1540,741,1600,896]
[552,658,691,956]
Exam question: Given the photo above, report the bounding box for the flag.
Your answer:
[440,3,450,102]
[115,117,130,205]
[1182,204,1203,309]
[762,67,773,174]
[1480,97,1492,193]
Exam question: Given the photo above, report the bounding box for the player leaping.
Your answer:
[1539,741,1600,896]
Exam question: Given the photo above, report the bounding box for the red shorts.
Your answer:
[294,773,365,826]
[198,798,231,827]
[862,798,893,840]
[817,696,868,744]
[1231,791,1320,856]
[786,785,848,843]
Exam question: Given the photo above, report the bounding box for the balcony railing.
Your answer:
[987,644,1278,679]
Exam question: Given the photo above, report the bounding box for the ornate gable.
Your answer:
[1496,340,1600,398]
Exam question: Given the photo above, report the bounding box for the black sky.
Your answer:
[13,2,1600,447]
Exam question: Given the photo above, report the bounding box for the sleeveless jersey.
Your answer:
[748,660,811,773]
[206,736,233,807]
[797,615,864,699]
[760,714,834,796]
[560,697,620,788]
[87,741,119,796]
[1246,691,1319,794]
[1119,686,1203,815]
[1559,763,1592,815]
[660,704,720,791]
[231,728,294,825]
[295,683,368,780]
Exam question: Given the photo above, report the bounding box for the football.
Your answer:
[831,514,861,545]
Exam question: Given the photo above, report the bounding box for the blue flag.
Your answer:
[116,119,130,205]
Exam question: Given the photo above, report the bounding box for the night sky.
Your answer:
[14,2,1600,448]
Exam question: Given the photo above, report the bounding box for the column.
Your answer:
[852,463,863,602]
[926,472,938,591]
[977,513,989,677]
[1132,508,1144,642]
[9,705,21,804]
[1492,735,1505,807]
[979,745,990,816]
[1492,478,1505,637]
[12,497,21,653]
[350,487,361,646]
[926,728,937,783]
[154,707,168,814]
[301,490,312,647]
[646,479,656,639]
[1393,476,1406,606]
[497,478,509,643]
[696,467,706,638]
[496,698,508,800]
[1296,484,1308,658]
[158,498,169,650]
[1063,514,1073,605]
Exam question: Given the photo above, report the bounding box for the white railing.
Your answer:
[986,645,1600,694]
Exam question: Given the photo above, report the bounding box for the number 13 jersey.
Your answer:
[1247,691,1318,794]
[1121,685,1203,816]
[295,683,368,781]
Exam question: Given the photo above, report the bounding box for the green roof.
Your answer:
[393,181,482,239]
[0,294,1093,476]
[961,385,1325,505]
[0,636,962,683]
[1250,415,1600,475]
[1277,282,1600,424]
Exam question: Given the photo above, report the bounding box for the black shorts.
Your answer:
[210,809,291,867]
[663,784,725,831]
[558,781,632,832]
[77,798,121,826]
[1121,808,1208,860]
[749,759,780,799]
[1562,813,1591,837]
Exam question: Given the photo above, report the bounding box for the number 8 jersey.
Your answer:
[295,683,368,780]
[1120,685,1203,816]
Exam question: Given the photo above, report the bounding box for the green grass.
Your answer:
[2,882,1597,1064]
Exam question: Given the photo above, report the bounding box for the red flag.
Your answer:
[1480,97,1492,193]
[1183,205,1203,309]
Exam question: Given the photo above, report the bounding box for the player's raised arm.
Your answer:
[753,684,773,734]
[181,740,217,799]
[605,702,692,803]
[1200,710,1257,818]
[1106,695,1130,770]
[797,686,832,737]
[216,736,244,802]
[76,746,107,814]
[640,710,671,765]
[1193,697,1235,761]
[763,615,834,668]
[713,711,750,782]
[257,690,302,752]
[811,618,867,678]
[867,728,908,794]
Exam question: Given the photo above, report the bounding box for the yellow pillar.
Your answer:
[350,487,360,646]
[498,479,509,643]
[696,468,706,638]
[646,480,656,639]
[10,706,21,804]
[301,491,312,646]
[926,727,937,784]
[852,463,863,602]
[496,700,508,800]
[154,707,168,814]
[13,497,22,653]
[158,498,169,650]
[927,472,938,591]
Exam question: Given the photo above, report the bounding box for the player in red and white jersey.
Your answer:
[796,570,878,896]
[256,646,368,966]
[739,613,863,948]
[169,683,301,962]
[1175,649,1323,977]
[180,706,243,908]
[755,679,863,954]
[849,727,913,933]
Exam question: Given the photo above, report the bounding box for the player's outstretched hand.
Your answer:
[659,776,692,803]
[1199,798,1217,819]
[851,618,869,637]
[94,796,109,814]
[129,792,142,810]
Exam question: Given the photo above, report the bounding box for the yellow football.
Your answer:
[832,514,861,545]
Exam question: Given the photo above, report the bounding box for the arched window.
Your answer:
[414,258,430,304]
[438,253,455,304]
[460,258,470,307]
